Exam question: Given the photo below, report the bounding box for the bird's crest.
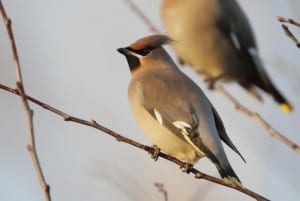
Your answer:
[129,35,173,50]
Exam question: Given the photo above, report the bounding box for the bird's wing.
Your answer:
[216,1,274,91]
[210,104,246,162]
[137,72,206,154]
[217,0,257,51]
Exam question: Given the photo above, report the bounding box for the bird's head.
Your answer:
[117,35,173,73]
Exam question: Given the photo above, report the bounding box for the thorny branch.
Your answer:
[123,0,300,154]
[277,16,300,48]
[0,83,269,201]
[0,1,51,201]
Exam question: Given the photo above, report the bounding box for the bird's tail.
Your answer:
[240,80,293,113]
[243,83,293,113]
[268,84,293,113]
[216,163,241,185]
[247,47,293,113]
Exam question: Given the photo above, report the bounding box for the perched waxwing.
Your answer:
[117,35,245,183]
[161,0,293,113]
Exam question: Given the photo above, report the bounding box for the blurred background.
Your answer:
[0,0,299,200]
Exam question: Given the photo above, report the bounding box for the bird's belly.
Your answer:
[173,29,240,81]
[131,104,201,164]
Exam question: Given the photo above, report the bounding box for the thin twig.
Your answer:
[214,84,300,153]
[154,183,168,201]
[281,24,300,48]
[122,0,300,154]
[277,17,300,48]
[123,0,160,33]
[277,16,300,27]
[0,1,51,200]
[0,83,269,201]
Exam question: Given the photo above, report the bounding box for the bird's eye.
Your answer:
[126,46,155,56]
[139,47,154,56]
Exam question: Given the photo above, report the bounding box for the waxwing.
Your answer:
[118,35,245,183]
[161,0,293,112]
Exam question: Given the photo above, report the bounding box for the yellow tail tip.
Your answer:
[279,103,293,113]
[223,177,243,188]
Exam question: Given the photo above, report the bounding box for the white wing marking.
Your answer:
[248,47,257,56]
[173,121,192,129]
[182,134,203,155]
[230,32,241,50]
[153,109,163,125]
[173,120,204,155]
[248,46,271,89]
[248,47,265,77]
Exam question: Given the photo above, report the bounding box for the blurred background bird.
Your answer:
[118,35,245,183]
[161,0,293,113]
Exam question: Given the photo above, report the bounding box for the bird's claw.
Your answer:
[204,74,223,90]
[150,145,161,161]
[204,77,218,90]
[180,162,193,173]
[178,57,185,65]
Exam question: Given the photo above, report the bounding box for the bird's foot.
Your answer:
[178,57,185,66]
[150,145,161,161]
[204,77,218,90]
[204,75,223,90]
[180,162,193,173]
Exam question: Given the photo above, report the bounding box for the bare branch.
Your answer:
[123,0,160,33]
[277,17,300,48]
[281,24,300,48]
[277,16,300,27]
[154,183,168,201]
[0,83,269,201]
[0,1,51,200]
[122,0,300,154]
[214,84,300,153]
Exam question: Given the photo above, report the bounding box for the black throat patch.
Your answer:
[125,54,141,72]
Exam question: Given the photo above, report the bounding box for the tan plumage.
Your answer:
[118,35,245,182]
[161,0,293,113]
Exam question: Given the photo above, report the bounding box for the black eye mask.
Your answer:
[126,46,155,56]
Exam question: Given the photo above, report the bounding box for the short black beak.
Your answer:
[117,47,140,71]
[117,47,129,55]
